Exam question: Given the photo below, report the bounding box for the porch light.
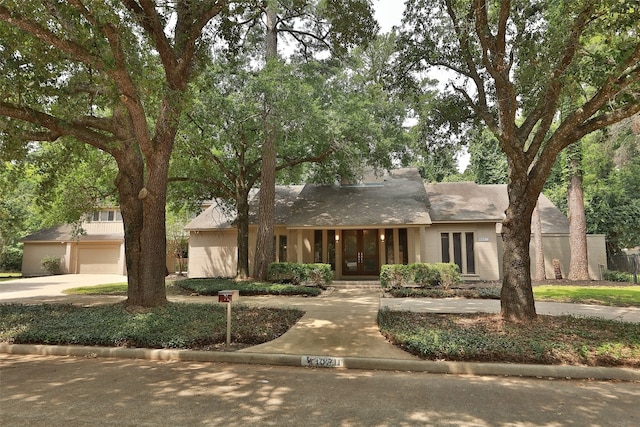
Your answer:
[335,233,340,242]
[380,233,385,242]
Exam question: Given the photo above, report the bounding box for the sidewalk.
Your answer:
[1,276,639,380]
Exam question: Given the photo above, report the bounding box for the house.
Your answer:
[185,168,607,281]
[20,208,178,277]
[21,208,127,276]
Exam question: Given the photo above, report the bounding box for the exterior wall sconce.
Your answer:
[335,233,340,242]
[380,234,385,242]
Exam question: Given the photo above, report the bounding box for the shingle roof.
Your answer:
[184,186,305,231]
[286,168,432,227]
[185,169,569,234]
[425,182,569,233]
[21,224,123,242]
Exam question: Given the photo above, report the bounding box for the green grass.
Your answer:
[0,302,304,350]
[0,273,22,282]
[378,309,640,367]
[533,286,640,307]
[63,282,128,295]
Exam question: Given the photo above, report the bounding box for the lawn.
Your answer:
[533,285,640,307]
[0,273,22,282]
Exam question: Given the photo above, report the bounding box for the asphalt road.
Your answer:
[1,354,638,427]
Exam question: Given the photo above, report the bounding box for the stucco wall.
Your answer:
[187,230,257,278]
[22,243,68,276]
[420,223,501,281]
[530,234,607,280]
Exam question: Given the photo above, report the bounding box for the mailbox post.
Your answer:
[218,290,239,348]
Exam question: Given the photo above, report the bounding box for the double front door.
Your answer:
[342,230,379,276]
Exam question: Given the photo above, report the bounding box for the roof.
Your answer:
[21,224,123,242]
[185,168,569,234]
[425,182,569,233]
[286,168,432,227]
[184,186,305,231]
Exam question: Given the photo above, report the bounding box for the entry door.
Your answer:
[342,230,379,275]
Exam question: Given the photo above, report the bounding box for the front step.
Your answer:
[331,280,382,289]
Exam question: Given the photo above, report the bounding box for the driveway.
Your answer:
[0,274,127,301]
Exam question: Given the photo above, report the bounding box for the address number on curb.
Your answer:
[301,356,345,368]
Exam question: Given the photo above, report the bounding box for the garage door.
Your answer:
[78,245,121,274]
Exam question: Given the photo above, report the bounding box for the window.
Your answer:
[91,210,121,222]
[398,228,408,264]
[385,229,394,264]
[314,230,323,263]
[278,236,287,262]
[327,230,336,270]
[441,233,450,263]
[441,232,476,275]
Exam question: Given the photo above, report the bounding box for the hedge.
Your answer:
[267,262,332,288]
[380,263,461,289]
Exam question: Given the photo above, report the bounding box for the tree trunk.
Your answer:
[567,142,590,280]
[236,185,251,280]
[115,146,168,307]
[532,200,546,281]
[501,182,537,321]
[253,4,278,280]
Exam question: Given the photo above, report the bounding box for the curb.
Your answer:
[2,343,638,382]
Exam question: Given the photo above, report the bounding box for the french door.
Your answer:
[342,230,379,276]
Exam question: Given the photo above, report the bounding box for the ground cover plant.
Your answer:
[63,278,322,297]
[378,309,640,367]
[169,278,322,297]
[0,302,304,350]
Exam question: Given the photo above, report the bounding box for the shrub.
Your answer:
[380,263,461,289]
[433,263,461,289]
[380,264,412,289]
[411,263,439,287]
[41,256,61,275]
[603,270,634,283]
[0,245,23,272]
[267,263,332,288]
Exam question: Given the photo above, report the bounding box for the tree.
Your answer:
[170,34,412,278]
[566,140,590,280]
[170,59,336,278]
[397,0,640,320]
[0,1,228,307]
[223,0,379,280]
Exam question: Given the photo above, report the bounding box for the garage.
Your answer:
[77,244,122,274]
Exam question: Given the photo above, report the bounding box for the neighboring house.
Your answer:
[21,209,127,276]
[185,168,607,281]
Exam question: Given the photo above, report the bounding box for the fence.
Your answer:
[607,254,639,284]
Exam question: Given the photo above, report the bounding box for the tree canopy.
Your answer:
[397,0,640,320]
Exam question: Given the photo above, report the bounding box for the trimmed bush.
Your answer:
[433,262,461,289]
[411,263,439,287]
[380,264,412,289]
[41,256,61,275]
[267,262,332,288]
[380,263,461,289]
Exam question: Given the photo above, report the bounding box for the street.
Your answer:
[1,354,638,426]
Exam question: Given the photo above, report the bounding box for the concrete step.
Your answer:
[331,280,382,289]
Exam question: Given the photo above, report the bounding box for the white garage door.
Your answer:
[78,245,121,274]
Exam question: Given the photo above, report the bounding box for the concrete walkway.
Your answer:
[1,275,639,380]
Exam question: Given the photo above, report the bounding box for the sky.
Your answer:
[373,0,470,172]
[373,0,406,33]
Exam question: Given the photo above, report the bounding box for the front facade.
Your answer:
[21,209,127,276]
[186,168,607,281]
